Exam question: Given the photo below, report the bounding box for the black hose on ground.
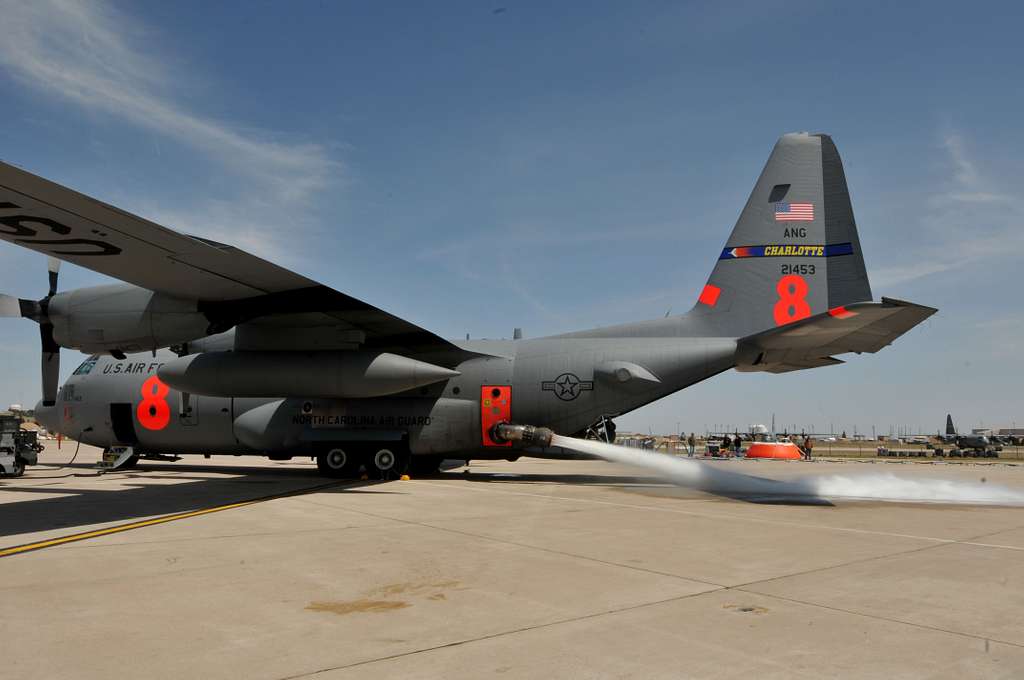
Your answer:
[18,431,95,479]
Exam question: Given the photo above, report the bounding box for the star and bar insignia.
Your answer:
[541,373,594,401]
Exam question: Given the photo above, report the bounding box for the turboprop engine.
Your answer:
[158,350,461,398]
[47,283,210,354]
[1,270,210,405]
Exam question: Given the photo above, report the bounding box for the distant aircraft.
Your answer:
[0,133,936,478]
[938,414,991,452]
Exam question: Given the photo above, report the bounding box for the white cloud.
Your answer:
[943,133,980,188]
[871,130,1021,289]
[138,199,315,270]
[0,0,339,259]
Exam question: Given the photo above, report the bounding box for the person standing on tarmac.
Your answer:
[803,435,815,460]
[687,432,696,457]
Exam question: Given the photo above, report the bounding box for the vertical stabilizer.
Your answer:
[690,133,872,337]
[946,414,956,436]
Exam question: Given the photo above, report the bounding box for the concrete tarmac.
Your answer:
[2,442,1024,679]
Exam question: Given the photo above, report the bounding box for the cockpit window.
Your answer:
[73,355,100,376]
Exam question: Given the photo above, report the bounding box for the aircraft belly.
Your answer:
[233,397,480,455]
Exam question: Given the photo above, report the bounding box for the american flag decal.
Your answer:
[774,202,814,221]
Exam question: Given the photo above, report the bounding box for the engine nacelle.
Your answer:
[48,283,210,354]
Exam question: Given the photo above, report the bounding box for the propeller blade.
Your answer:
[0,293,21,318]
[40,322,60,407]
[47,257,60,297]
[0,295,38,319]
[41,352,59,407]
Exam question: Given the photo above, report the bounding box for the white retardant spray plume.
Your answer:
[548,435,1024,505]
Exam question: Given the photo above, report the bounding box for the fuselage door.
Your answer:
[110,403,138,445]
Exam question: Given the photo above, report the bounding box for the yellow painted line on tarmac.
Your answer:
[0,480,348,559]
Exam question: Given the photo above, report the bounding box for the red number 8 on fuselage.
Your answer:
[137,375,171,430]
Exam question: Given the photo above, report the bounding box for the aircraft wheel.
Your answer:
[316,446,360,478]
[369,446,409,480]
[10,459,25,477]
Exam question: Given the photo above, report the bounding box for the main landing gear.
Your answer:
[315,442,411,480]
[572,415,617,443]
[316,445,361,478]
[368,446,410,480]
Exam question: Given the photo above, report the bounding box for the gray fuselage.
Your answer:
[37,318,737,459]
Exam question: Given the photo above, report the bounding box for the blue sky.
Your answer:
[0,0,1021,435]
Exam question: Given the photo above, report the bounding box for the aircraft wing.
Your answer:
[735,297,937,374]
[0,160,471,363]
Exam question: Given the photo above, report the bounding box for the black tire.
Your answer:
[316,445,361,479]
[11,458,25,477]
[368,446,410,480]
[408,455,443,477]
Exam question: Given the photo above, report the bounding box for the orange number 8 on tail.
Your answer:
[773,274,811,326]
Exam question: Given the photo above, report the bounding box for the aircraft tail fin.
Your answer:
[946,414,956,436]
[690,133,872,337]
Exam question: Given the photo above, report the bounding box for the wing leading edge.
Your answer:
[0,160,470,363]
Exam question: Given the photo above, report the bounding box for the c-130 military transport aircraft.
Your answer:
[0,133,935,478]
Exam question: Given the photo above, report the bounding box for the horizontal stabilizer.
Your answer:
[735,297,936,374]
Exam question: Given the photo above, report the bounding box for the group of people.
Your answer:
[679,432,816,460]
[681,432,743,457]
[722,433,743,456]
